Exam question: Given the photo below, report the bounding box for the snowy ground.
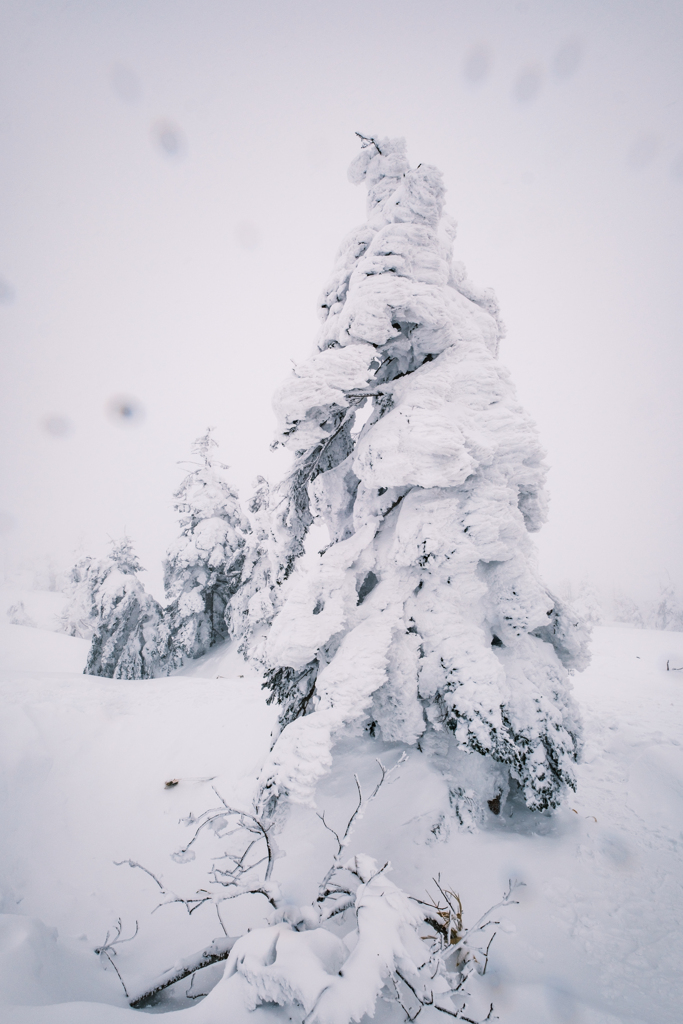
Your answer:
[1,617,682,1023]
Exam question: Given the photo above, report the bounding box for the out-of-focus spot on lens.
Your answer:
[671,152,683,180]
[0,278,15,303]
[0,511,15,534]
[43,415,72,437]
[107,396,145,426]
[626,133,659,170]
[151,120,185,158]
[111,64,141,103]
[513,65,542,102]
[553,38,582,78]
[235,222,262,250]
[464,44,491,84]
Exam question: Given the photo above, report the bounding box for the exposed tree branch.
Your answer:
[128,935,237,1008]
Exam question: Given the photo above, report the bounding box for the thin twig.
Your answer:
[114,860,165,892]
[100,950,129,998]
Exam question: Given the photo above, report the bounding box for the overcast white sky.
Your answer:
[1,0,682,606]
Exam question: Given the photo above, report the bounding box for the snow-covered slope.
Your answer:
[1,625,682,1023]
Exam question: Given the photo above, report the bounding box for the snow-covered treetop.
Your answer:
[108,536,143,575]
[348,134,444,228]
[191,426,222,466]
[172,428,243,533]
[272,135,534,536]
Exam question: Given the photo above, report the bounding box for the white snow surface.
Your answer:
[1,620,683,1023]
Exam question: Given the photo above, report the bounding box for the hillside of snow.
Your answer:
[1,619,682,1023]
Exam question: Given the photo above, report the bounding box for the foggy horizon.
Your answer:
[1,0,682,610]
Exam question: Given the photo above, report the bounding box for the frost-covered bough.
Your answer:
[260,135,589,816]
[163,429,250,667]
[85,537,166,679]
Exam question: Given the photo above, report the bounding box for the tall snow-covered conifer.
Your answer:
[163,429,250,666]
[85,537,166,679]
[259,135,589,815]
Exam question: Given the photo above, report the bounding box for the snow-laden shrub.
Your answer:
[217,855,507,1024]
[259,135,589,815]
[115,762,512,1021]
[163,429,250,667]
[6,600,36,628]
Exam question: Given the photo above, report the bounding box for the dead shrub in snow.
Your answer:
[104,758,519,1022]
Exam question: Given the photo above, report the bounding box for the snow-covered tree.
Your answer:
[6,601,36,627]
[258,135,589,816]
[163,429,250,667]
[572,578,603,626]
[228,475,278,665]
[613,594,645,629]
[652,582,683,632]
[61,555,101,638]
[85,537,166,679]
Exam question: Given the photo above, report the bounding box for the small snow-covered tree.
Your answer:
[572,578,603,626]
[163,430,250,667]
[652,582,683,632]
[85,537,166,679]
[228,475,278,665]
[6,601,36,627]
[613,594,645,628]
[61,555,101,638]
[258,135,589,816]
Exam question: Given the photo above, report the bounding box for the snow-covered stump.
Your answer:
[260,135,590,818]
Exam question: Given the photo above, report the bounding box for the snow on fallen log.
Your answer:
[128,934,237,1008]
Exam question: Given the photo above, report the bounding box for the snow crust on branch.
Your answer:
[223,861,427,1023]
[259,135,589,815]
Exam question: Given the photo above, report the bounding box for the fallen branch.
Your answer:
[128,935,237,1008]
